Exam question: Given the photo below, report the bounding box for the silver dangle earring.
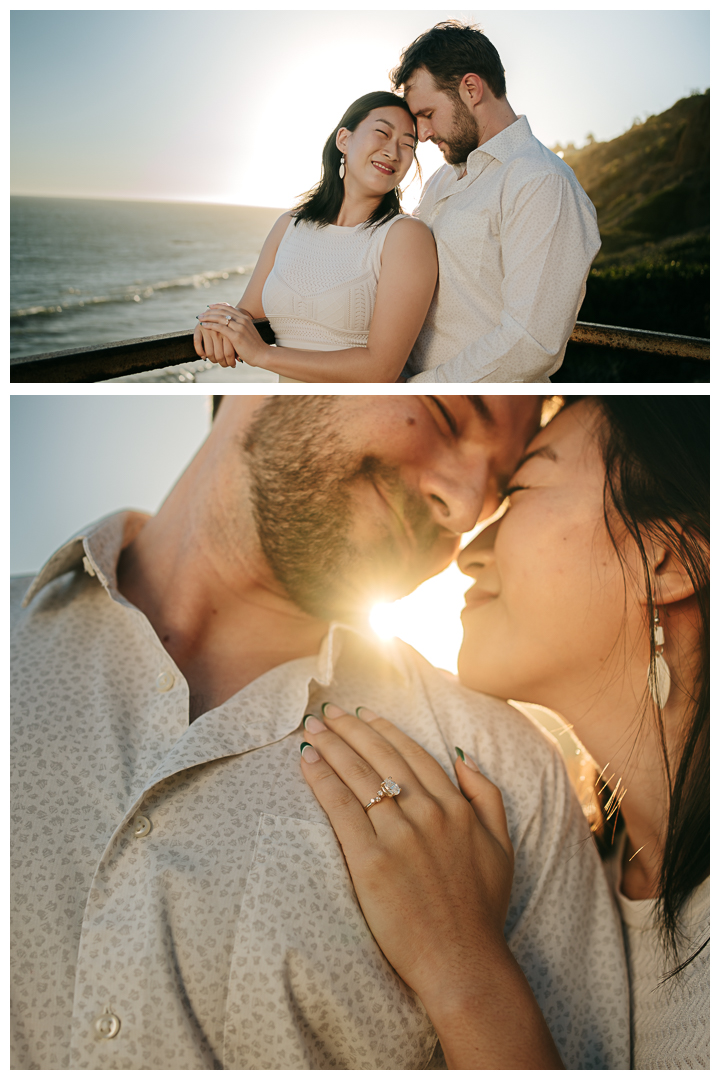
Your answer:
[338,155,346,180]
[647,605,671,708]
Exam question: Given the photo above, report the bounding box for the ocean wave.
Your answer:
[11,265,254,319]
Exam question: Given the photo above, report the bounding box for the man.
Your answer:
[11,395,629,1068]
[396,21,601,383]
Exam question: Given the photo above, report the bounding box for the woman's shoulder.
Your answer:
[386,213,434,238]
[381,214,437,258]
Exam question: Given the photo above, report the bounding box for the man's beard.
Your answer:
[439,97,480,165]
[242,397,443,621]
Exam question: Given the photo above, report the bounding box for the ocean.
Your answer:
[10,196,286,381]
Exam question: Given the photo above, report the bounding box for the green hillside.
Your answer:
[551,90,709,378]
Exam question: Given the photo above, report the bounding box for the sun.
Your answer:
[370,561,471,674]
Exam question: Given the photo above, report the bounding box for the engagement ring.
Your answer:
[364,777,401,811]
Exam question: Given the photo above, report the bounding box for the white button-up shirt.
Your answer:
[11,513,630,1069]
[407,116,601,383]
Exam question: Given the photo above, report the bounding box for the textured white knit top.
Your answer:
[607,845,710,1069]
[262,215,404,352]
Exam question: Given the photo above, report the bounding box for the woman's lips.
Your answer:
[461,586,498,614]
[371,161,394,176]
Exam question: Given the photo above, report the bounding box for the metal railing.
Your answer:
[9,319,709,383]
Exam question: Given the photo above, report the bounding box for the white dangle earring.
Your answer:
[338,154,346,180]
[647,605,671,708]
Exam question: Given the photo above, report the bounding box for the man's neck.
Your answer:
[116,428,329,720]
[455,99,519,179]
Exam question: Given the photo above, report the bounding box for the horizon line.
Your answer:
[10,192,291,212]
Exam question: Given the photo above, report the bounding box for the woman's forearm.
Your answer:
[418,942,565,1070]
[254,343,404,383]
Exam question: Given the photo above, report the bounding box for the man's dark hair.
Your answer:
[293,91,418,231]
[391,20,507,100]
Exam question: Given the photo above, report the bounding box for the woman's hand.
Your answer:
[193,305,239,367]
[197,303,272,368]
[299,704,563,1069]
[300,704,512,997]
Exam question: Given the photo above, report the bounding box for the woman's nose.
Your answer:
[458,519,500,576]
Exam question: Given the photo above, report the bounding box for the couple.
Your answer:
[11,395,708,1068]
[194,21,601,383]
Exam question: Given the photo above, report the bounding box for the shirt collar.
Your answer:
[22,511,408,691]
[452,115,533,178]
[22,510,150,608]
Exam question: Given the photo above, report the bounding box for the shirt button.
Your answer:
[95,1008,121,1039]
[132,814,152,838]
[156,670,175,692]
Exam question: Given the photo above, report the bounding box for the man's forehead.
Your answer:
[403,68,441,106]
[468,394,544,434]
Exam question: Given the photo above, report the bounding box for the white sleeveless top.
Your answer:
[262,215,404,366]
[606,842,709,1068]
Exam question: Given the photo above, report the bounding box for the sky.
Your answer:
[11,8,710,212]
[11,393,480,673]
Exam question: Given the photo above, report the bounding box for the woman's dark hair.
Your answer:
[293,92,418,231]
[391,19,507,100]
[572,396,709,976]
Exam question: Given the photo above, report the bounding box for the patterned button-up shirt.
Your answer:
[407,116,601,383]
[11,513,630,1069]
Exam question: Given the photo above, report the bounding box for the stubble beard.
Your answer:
[242,397,441,621]
[440,97,481,165]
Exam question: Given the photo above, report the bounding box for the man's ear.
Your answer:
[458,73,485,107]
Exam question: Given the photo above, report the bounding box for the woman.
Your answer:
[193,92,437,381]
[298,396,709,1068]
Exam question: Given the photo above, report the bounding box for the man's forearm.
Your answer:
[407,312,559,384]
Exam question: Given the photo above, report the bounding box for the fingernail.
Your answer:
[321,702,345,719]
[303,714,327,734]
[456,746,480,772]
[300,741,320,763]
[356,706,378,722]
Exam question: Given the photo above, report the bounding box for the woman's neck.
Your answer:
[334,181,385,227]
[555,677,690,900]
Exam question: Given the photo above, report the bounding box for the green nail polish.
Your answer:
[455,746,466,762]
[300,741,320,763]
[321,702,345,719]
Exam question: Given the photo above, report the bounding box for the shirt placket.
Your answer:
[67,643,324,1067]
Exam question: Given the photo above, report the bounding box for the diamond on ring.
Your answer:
[364,776,401,811]
[381,778,401,797]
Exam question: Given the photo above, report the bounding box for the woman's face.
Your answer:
[339,107,417,195]
[457,401,641,711]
